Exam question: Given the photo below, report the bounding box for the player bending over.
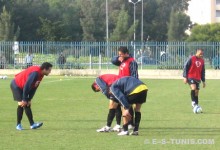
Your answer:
[91,74,122,132]
[10,62,52,130]
[93,76,148,136]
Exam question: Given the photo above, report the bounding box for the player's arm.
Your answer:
[110,83,130,110]
[95,77,110,98]
[183,57,192,83]
[201,64,206,88]
[129,61,139,79]
[22,72,39,101]
[111,56,121,66]
[28,88,38,100]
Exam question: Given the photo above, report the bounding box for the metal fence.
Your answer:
[0,41,220,69]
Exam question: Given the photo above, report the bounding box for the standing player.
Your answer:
[111,46,139,129]
[93,76,148,136]
[111,46,138,78]
[183,48,206,110]
[91,74,122,132]
[10,62,53,130]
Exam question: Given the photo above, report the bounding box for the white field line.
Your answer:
[41,78,74,84]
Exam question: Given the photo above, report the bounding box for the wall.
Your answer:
[1,69,220,79]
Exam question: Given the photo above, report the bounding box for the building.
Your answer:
[187,0,220,24]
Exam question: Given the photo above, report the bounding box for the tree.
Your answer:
[0,0,192,41]
[0,6,19,41]
[11,0,50,41]
[78,0,105,41]
[38,0,82,41]
[37,17,61,41]
[0,0,14,11]
[109,6,134,41]
[150,0,190,41]
[187,23,220,42]
[167,8,191,41]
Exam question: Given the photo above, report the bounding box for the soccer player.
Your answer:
[111,46,139,129]
[91,74,122,132]
[183,48,206,110]
[111,46,138,78]
[10,62,53,130]
[93,76,148,136]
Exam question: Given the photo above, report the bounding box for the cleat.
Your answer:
[118,131,129,136]
[128,124,134,130]
[112,124,122,132]
[130,131,139,136]
[192,102,196,108]
[16,124,23,130]
[30,122,43,129]
[96,126,111,132]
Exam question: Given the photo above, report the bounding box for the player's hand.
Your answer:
[203,82,206,88]
[183,78,187,84]
[34,81,40,87]
[123,109,132,120]
[118,56,123,62]
[21,100,27,107]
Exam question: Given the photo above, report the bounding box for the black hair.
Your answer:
[40,62,53,70]
[196,48,203,52]
[118,46,129,54]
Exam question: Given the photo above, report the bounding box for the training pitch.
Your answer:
[0,76,219,150]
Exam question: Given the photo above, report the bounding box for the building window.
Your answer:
[216,10,220,17]
[217,0,220,5]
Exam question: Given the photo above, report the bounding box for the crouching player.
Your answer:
[91,74,122,132]
[111,76,148,136]
[93,76,148,136]
[10,62,52,130]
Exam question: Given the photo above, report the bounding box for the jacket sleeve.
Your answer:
[22,72,39,101]
[28,88,38,100]
[129,61,139,79]
[111,56,121,66]
[201,65,205,82]
[110,82,130,109]
[183,58,192,78]
[95,77,110,99]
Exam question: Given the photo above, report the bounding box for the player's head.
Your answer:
[40,62,53,76]
[196,49,204,58]
[118,47,129,59]
[91,82,100,92]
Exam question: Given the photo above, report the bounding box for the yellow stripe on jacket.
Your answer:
[129,84,148,95]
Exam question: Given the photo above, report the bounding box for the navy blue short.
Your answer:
[10,80,34,102]
[187,78,200,90]
[10,80,23,101]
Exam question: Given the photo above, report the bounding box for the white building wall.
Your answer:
[187,0,213,24]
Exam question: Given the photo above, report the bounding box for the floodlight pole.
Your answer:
[106,0,109,69]
[128,0,141,60]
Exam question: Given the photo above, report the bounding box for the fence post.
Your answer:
[89,53,92,69]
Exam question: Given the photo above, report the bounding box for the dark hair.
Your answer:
[91,82,97,92]
[40,62,53,70]
[118,46,129,54]
[197,48,203,51]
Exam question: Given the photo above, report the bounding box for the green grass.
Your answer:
[0,76,219,150]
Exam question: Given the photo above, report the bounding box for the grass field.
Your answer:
[0,76,219,150]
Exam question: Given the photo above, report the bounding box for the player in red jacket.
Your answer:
[183,49,206,111]
[111,47,138,78]
[10,62,52,130]
[91,74,121,132]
